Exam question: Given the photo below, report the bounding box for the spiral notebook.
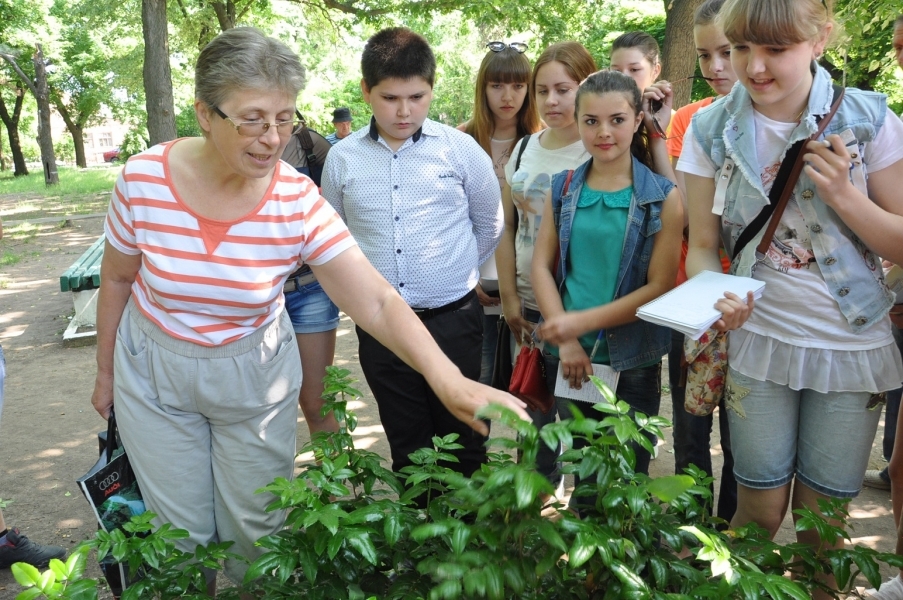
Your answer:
[636,270,765,340]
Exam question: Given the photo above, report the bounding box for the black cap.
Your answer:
[332,107,352,123]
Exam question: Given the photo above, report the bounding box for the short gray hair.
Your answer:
[195,27,306,109]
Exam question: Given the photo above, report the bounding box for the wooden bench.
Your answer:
[60,235,104,344]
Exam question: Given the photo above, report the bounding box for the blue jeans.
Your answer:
[543,354,661,504]
[725,366,880,498]
[284,280,339,334]
[480,314,500,385]
[669,330,736,521]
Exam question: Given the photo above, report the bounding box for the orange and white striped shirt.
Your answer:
[104,140,356,346]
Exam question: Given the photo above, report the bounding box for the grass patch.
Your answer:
[0,166,119,221]
[0,251,21,266]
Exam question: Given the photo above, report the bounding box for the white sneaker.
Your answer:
[865,574,903,599]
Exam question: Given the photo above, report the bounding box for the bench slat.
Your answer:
[60,236,105,292]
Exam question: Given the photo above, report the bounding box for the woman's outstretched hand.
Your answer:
[434,376,529,436]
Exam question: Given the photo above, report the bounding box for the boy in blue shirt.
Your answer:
[322,28,503,489]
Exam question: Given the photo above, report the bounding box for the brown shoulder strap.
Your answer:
[753,86,845,258]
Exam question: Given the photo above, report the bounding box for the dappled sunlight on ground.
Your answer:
[849,535,887,550]
[851,504,894,519]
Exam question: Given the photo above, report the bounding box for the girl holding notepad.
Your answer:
[531,70,683,484]
[677,0,903,596]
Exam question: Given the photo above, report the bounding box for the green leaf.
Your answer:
[648,475,695,502]
[346,531,378,565]
[14,588,43,600]
[568,533,596,568]
[853,550,882,588]
[327,531,345,559]
[63,579,99,600]
[384,512,402,547]
[11,562,42,588]
[450,525,471,555]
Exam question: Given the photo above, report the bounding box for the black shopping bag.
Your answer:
[76,411,145,596]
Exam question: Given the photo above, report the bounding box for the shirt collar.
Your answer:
[367,116,436,145]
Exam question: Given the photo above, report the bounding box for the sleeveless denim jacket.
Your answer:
[550,156,674,371]
[689,64,894,332]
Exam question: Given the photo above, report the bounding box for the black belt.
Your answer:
[411,290,475,320]
[524,308,542,324]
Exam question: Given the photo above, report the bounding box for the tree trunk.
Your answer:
[661,0,706,109]
[33,44,59,185]
[53,97,88,168]
[0,84,28,176]
[142,0,178,145]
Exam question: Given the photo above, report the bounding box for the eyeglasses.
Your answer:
[649,75,715,138]
[486,41,528,54]
[212,106,299,137]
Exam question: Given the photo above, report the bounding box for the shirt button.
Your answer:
[802,190,814,200]
[393,154,398,159]
[824,257,837,266]
[854,317,868,326]
[394,185,398,190]
[810,224,822,233]
[394,216,400,221]
[396,249,401,254]
[837,287,850,297]
[399,282,404,287]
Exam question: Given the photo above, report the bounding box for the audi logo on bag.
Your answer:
[98,472,120,491]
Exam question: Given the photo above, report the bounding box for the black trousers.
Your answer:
[356,295,486,479]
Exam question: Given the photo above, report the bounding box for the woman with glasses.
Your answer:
[90,27,527,593]
[459,41,541,385]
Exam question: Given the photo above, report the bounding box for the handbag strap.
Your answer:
[514,134,531,172]
[732,84,845,260]
[105,410,119,462]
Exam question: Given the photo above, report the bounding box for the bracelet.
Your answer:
[649,131,664,139]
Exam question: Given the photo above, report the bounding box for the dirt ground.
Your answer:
[0,213,898,598]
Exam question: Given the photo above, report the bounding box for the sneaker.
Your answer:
[865,574,903,599]
[863,468,892,491]
[0,528,66,569]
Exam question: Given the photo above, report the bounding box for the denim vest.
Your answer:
[690,65,894,332]
[550,156,674,371]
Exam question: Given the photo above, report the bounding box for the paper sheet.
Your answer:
[554,363,620,404]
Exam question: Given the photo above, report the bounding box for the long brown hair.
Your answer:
[464,47,541,156]
[529,42,598,121]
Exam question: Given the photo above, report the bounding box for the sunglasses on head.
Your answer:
[486,41,528,54]
[649,75,715,138]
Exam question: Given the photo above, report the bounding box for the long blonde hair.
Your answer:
[464,48,541,156]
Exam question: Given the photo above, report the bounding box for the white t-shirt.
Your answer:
[504,131,589,310]
[678,108,903,392]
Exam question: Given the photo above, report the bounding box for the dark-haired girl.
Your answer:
[532,70,683,482]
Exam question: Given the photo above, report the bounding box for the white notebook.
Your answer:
[636,270,765,340]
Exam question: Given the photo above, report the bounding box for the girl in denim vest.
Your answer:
[532,70,683,486]
[677,1,903,596]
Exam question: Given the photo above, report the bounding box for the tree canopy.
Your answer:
[0,0,901,177]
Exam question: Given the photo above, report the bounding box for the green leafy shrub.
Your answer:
[14,368,903,599]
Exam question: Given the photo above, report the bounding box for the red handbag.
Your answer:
[509,342,555,414]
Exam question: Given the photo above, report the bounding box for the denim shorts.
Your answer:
[725,366,882,498]
[284,280,339,334]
